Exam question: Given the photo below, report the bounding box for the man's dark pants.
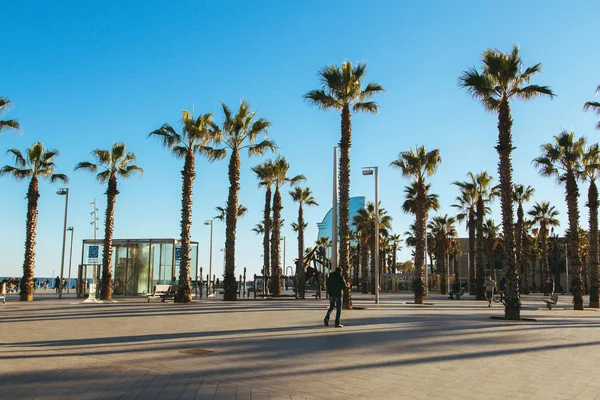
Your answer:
[325,296,342,325]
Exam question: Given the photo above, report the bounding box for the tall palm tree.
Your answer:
[215,204,248,221]
[582,143,600,307]
[290,186,318,299]
[150,111,218,302]
[460,45,554,320]
[354,202,392,295]
[207,100,275,300]
[513,184,535,292]
[583,85,600,130]
[252,160,275,287]
[269,156,304,295]
[75,143,142,301]
[389,234,402,273]
[315,236,330,290]
[534,130,586,310]
[305,61,384,309]
[391,145,441,304]
[452,178,478,294]
[1,142,68,301]
[429,214,457,294]
[0,97,20,133]
[353,212,371,294]
[469,171,496,300]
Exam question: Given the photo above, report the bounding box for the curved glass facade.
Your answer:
[316,196,366,243]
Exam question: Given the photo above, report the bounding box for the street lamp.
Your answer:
[204,219,214,294]
[280,236,286,275]
[67,226,74,294]
[56,188,69,299]
[362,166,379,304]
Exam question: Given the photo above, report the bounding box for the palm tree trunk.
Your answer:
[496,97,520,320]
[476,197,486,300]
[353,244,360,287]
[521,239,530,295]
[224,149,240,301]
[263,187,271,276]
[101,176,118,301]
[566,172,584,310]
[360,239,368,294]
[468,210,476,295]
[175,151,194,303]
[270,187,282,295]
[589,180,599,308]
[20,177,39,301]
[413,179,427,304]
[297,203,305,299]
[541,228,550,295]
[339,105,353,309]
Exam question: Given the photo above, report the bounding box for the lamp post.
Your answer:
[56,188,69,299]
[362,166,379,304]
[204,219,214,294]
[281,236,286,275]
[67,226,74,294]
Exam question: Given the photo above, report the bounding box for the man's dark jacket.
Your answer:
[327,270,347,298]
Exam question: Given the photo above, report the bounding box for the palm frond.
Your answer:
[50,173,69,184]
[74,161,97,172]
[303,90,341,110]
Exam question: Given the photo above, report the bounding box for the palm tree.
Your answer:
[0,97,20,133]
[269,156,304,295]
[483,218,502,278]
[460,45,554,320]
[582,143,600,307]
[252,223,264,235]
[583,85,600,130]
[534,130,586,310]
[429,214,457,294]
[353,211,371,293]
[391,145,441,304]
[75,143,142,301]
[513,184,535,292]
[468,171,496,300]
[150,111,218,302]
[452,178,478,294]
[389,234,402,273]
[1,142,68,301]
[315,236,330,290]
[354,202,392,295]
[290,186,318,299]
[252,160,275,287]
[305,61,384,309]
[207,100,275,301]
[215,204,248,221]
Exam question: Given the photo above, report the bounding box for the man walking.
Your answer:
[484,275,496,307]
[324,267,347,328]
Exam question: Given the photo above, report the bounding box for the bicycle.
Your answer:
[493,289,507,304]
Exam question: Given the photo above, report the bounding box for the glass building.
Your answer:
[316,196,366,243]
[80,238,199,296]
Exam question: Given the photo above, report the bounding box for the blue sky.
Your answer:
[1,1,599,279]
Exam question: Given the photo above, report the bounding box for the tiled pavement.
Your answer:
[1,292,600,399]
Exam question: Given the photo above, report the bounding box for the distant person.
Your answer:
[545,278,555,295]
[324,267,347,328]
[55,276,60,293]
[499,277,506,291]
[484,276,496,307]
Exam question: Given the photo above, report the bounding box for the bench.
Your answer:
[449,289,465,300]
[147,284,176,302]
[542,293,559,309]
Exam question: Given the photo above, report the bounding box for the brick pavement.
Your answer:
[1,292,600,399]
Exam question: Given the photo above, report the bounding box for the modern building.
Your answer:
[316,196,366,244]
[80,238,199,296]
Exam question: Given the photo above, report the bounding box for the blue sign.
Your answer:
[89,246,99,259]
[175,247,181,266]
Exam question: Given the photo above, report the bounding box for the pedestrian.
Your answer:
[324,267,347,328]
[484,275,496,307]
[54,276,60,293]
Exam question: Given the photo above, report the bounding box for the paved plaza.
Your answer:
[1,291,600,400]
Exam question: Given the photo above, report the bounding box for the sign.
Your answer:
[175,247,181,267]
[88,246,99,264]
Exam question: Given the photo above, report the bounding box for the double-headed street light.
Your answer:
[56,188,69,299]
[362,167,379,304]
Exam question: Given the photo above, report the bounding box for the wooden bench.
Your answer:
[147,284,176,302]
[449,289,465,300]
[542,293,559,309]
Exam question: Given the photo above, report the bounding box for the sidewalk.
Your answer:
[1,293,599,399]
